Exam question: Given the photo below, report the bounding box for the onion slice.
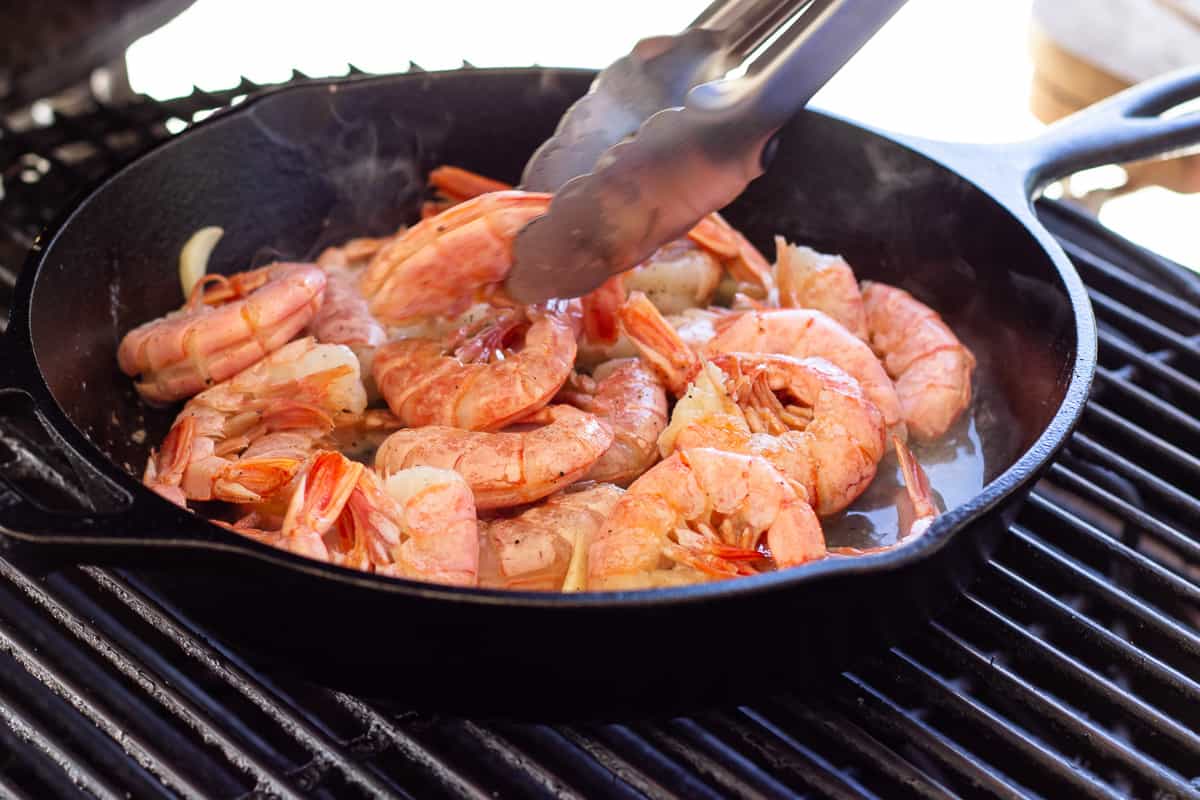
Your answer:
[561,530,590,592]
[179,226,224,299]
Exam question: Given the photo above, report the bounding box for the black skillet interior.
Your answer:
[7,69,1083,713]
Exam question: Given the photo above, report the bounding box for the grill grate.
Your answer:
[1,71,1199,799]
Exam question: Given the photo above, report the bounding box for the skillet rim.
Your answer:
[11,67,1097,608]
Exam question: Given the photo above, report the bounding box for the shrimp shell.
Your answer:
[588,448,824,591]
[374,405,613,510]
[143,338,366,505]
[772,239,868,340]
[373,308,576,431]
[707,308,905,440]
[558,359,668,486]
[118,262,327,405]
[671,354,887,515]
[344,467,480,586]
[479,483,623,591]
[861,281,976,441]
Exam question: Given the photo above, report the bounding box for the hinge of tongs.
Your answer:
[509,0,908,303]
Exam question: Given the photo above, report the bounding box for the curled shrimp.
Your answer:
[361,190,773,325]
[772,238,868,341]
[227,454,478,585]
[664,355,886,515]
[143,338,367,505]
[372,305,577,430]
[479,483,623,591]
[618,293,905,440]
[588,448,824,591]
[340,466,479,586]
[374,404,613,510]
[614,291,900,441]
[412,165,761,314]
[861,282,975,441]
[557,359,668,486]
[708,309,904,441]
[361,190,551,323]
[222,450,364,564]
[118,262,327,405]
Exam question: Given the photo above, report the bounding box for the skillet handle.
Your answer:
[0,333,232,563]
[1016,66,1200,195]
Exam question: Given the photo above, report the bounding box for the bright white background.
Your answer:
[126,0,1200,270]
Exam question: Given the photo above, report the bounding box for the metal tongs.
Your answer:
[506,0,908,303]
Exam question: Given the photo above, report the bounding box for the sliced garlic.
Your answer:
[179,226,224,299]
[560,529,590,593]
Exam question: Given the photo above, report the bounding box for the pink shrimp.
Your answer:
[479,483,623,591]
[223,450,364,564]
[772,238,868,340]
[861,282,976,441]
[707,309,904,440]
[663,355,886,515]
[372,305,577,430]
[339,466,480,586]
[227,454,479,585]
[588,448,824,590]
[556,359,668,486]
[308,263,387,351]
[411,165,759,309]
[361,190,773,326]
[118,262,327,405]
[616,293,905,440]
[374,404,613,510]
[361,191,550,323]
[142,338,367,505]
[310,235,399,382]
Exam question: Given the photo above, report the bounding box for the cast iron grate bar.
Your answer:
[1044,461,1200,564]
[952,592,1200,761]
[2,70,1200,798]
[833,671,1035,799]
[768,701,960,799]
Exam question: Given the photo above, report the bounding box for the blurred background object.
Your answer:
[0,0,192,106]
[1030,0,1200,201]
[3,0,1198,271]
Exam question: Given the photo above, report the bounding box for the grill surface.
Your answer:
[1,71,1199,799]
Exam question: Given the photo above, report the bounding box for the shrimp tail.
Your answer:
[581,274,626,345]
[894,436,937,538]
[144,416,196,507]
[687,213,773,295]
[281,452,364,557]
[213,457,303,504]
[422,166,513,217]
[618,291,700,394]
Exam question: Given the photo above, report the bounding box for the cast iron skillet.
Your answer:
[1,67,1198,714]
